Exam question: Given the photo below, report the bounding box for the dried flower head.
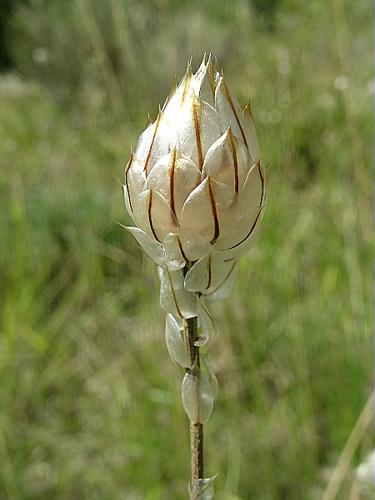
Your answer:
[123,54,267,498]
[124,55,265,319]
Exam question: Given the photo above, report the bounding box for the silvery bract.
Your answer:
[123,55,265,432]
[124,55,265,326]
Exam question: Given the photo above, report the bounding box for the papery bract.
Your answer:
[124,55,266,332]
[123,54,266,498]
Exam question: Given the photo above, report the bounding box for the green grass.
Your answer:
[0,0,373,498]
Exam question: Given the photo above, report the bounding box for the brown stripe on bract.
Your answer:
[208,177,220,244]
[177,235,189,264]
[144,113,161,174]
[207,58,217,99]
[227,208,262,250]
[222,80,248,150]
[257,161,265,206]
[166,269,185,319]
[192,101,204,171]
[204,260,236,296]
[206,254,212,289]
[147,190,161,243]
[124,152,134,213]
[180,74,192,109]
[227,128,239,193]
[169,148,178,221]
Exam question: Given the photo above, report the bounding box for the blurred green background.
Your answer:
[0,0,373,498]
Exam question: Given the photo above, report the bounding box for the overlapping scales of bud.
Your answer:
[124,55,265,330]
[123,58,265,475]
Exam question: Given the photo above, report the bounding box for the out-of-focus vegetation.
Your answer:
[0,0,373,498]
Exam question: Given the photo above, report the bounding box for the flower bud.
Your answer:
[123,55,265,317]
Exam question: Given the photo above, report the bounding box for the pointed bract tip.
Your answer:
[161,92,170,112]
[243,100,253,117]
[124,151,134,178]
[195,54,208,75]
[186,57,193,75]
[157,106,164,120]
[206,53,218,72]
[193,53,217,78]
[216,74,224,87]
[178,67,192,91]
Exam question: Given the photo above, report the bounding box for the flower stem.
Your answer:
[183,316,204,498]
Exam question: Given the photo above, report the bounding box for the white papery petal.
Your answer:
[181,371,200,423]
[243,104,260,162]
[125,226,166,267]
[215,207,260,249]
[199,368,216,424]
[173,157,201,220]
[147,152,201,221]
[239,161,265,212]
[162,233,187,270]
[163,72,193,119]
[134,122,154,162]
[215,77,249,150]
[149,190,178,242]
[124,159,147,220]
[181,370,213,424]
[165,314,189,368]
[180,178,216,244]
[196,100,222,158]
[131,189,176,242]
[202,129,249,190]
[145,153,170,199]
[181,178,237,254]
[210,162,263,247]
[182,357,218,424]
[216,209,263,260]
[196,299,215,342]
[204,260,238,300]
[209,178,236,235]
[134,116,171,172]
[177,233,211,263]
[159,268,197,319]
[209,177,236,206]
[184,252,237,294]
[202,132,231,184]
[123,184,133,221]
[173,98,221,168]
[184,257,209,292]
[131,189,152,236]
[191,56,215,106]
